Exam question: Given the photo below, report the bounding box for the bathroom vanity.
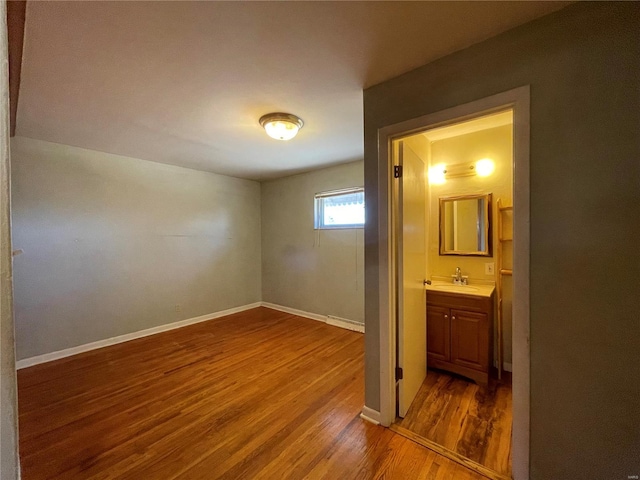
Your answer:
[425,283,495,385]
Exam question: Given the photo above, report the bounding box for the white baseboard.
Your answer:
[360,406,381,425]
[326,315,365,333]
[493,360,513,373]
[16,302,262,369]
[17,301,363,370]
[261,302,364,333]
[260,302,326,323]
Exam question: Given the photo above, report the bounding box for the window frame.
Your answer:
[314,187,365,230]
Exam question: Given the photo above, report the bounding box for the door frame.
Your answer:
[376,86,530,479]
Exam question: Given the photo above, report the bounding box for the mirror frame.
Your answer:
[439,193,492,256]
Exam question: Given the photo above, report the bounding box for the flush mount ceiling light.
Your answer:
[259,113,304,141]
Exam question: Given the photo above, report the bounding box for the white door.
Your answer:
[397,141,427,418]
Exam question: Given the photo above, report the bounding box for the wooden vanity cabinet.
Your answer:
[426,290,494,385]
[425,305,450,362]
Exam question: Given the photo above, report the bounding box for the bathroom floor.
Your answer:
[395,368,512,476]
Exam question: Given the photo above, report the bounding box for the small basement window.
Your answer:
[314,187,365,229]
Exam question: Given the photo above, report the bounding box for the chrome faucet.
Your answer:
[453,267,468,285]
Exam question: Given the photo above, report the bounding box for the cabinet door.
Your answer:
[450,309,488,371]
[426,305,450,362]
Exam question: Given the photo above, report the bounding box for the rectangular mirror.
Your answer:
[439,193,492,256]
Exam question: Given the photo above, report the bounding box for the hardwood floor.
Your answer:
[395,369,512,477]
[18,307,485,479]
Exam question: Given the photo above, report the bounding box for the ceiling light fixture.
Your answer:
[259,112,304,141]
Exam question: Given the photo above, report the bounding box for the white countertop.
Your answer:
[425,281,495,298]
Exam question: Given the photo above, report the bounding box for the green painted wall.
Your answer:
[363,3,639,478]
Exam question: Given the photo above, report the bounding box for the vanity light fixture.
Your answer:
[475,158,495,177]
[428,159,496,184]
[428,163,447,185]
[259,112,304,141]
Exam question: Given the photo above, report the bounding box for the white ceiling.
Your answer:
[422,110,513,143]
[17,1,569,180]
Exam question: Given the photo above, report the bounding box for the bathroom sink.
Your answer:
[425,280,495,297]
[426,282,495,297]
[429,284,480,292]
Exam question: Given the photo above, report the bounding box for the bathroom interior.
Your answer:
[393,110,514,478]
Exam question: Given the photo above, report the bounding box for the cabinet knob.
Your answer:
[444,315,448,319]
[452,316,456,320]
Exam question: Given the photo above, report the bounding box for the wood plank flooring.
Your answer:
[396,369,512,477]
[18,307,485,480]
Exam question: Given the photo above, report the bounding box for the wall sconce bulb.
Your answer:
[475,159,495,177]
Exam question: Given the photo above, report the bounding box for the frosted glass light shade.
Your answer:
[259,113,304,141]
[475,158,495,177]
[428,163,447,185]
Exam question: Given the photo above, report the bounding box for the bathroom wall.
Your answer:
[427,125,513,365]
[363,3,639,478]
[11,137,262,360]
[427,125,512,281]
[261,161,364,323]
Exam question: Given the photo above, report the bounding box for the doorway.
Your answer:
[376,87,530,480]
[393,110,514,478]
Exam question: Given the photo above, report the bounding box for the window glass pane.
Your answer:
[315,189,364,229]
